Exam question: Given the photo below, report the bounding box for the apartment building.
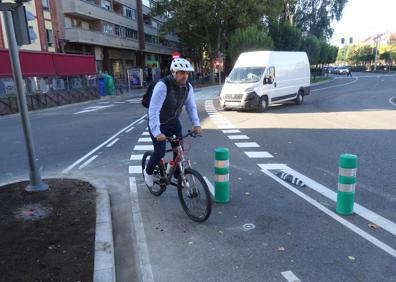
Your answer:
[0,0,58,52]
[56,0,180,84]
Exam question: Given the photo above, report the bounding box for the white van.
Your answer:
[219,51,310,111]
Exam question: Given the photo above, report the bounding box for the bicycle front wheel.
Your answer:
[177,168,212,222]
[142,151,166,196]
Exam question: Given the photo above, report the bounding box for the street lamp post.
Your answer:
[1,3,48,192]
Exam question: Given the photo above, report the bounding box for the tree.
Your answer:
[319,41,330,66]
[290,0,348,40]
[152,0,283,81]
[269,21,303,51]
[300,35,321,65]
[228,26,274,63]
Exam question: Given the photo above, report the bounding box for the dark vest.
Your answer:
[160,76,189,125]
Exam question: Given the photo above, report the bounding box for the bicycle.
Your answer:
[141,131,212,222]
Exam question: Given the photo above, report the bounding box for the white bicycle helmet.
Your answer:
[170,58,194,73]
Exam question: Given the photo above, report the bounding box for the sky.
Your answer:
[331,0,396,45]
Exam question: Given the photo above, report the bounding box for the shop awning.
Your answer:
[53,53,96,76]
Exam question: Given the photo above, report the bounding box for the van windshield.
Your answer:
[227,67,265,83]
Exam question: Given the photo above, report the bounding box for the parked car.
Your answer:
[335,67,350,75]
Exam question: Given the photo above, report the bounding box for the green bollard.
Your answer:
[336,154,357,215]
[215,148,229,203]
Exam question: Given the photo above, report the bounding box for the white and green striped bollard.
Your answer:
[215,148,230,203]
[336,154,358,215]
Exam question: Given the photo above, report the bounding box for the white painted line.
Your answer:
[125,126,135,133]
[258,163,289,170]
[281,167,396,237]
[311,77,358,92]
[74,105,114,114]
[204,176,215,197]
[106,138,120,148]
[389,96,396,106]
[261,168,396,259]
[227,135,250,140]
[129,166,142,174]
[130,154,143,160]
[134,145,154,151]
[281,271,301,282]
[142,132,150,135]
[126,99,141,102]
[138,120,145,125]
[62,114,147,174]
[222,129,241,134]
[129,177,154,282]
[114,101,125,104]
[245,151,274,158]
[138,138,152,143]
[78,155,98,170]
[235,142,260,148]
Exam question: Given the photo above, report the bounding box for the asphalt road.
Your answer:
[0,74,395,282]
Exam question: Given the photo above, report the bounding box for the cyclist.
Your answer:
[144,58,203,187]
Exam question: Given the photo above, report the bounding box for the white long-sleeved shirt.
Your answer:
[148,81,200,137]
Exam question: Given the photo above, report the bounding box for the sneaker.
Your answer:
[144,169,154,187]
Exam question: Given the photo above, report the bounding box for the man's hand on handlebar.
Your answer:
[155,133,166,141]
[192,126,203,135]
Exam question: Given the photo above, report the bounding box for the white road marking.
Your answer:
[125,126,135,133]
[204,177,215,197]
[129,177,154,282]
[114,101,125,104]
[126,99,141,102]
[227,135,250,140]
[106,138,120,148]
[142,132,150,135]
[62,115,147,174]
[389,96,396,106]
[311,77,358,92]
[261,167,396,259]
[258,163,288,170]
[130,154,143,160]
[222,129,241,134]
[235,142,260,148]
[134,145,154,151]
[280,167,396,237]
[281,271,301,282]
[138,120,145,125]
[74,105,114,114]
[78,155,98,170]
[129,166,142,174]
[245,151,274,158]
[138,138,152,143]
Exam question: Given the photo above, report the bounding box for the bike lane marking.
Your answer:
[260,164,396,259]
[62,114,147,173]
[281,270,301,282]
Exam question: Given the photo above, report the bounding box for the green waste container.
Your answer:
[104,74,115,96]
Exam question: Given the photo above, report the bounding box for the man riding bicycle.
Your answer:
[144,58,203,188]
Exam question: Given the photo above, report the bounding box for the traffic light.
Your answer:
[11,4,31,46]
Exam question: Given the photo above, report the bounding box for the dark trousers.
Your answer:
[145,120,182,175]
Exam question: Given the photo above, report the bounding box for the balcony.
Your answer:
[144,43,174,55]
[62,0,138,30]
[65,28,139,50]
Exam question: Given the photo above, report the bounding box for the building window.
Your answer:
[103,24,113,34]
[123,6,136,20]
[46,29,53,47]
[42,0,49,10]
[101,0,111,10]
[126,28,137,39]
[151,20,158,29]
[28,26,37,42]
[142,0,150,7]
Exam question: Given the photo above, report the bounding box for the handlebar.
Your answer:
[166,130,202,142]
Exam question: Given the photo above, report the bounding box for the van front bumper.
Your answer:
[220,91,259,110]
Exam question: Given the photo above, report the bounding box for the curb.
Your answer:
[94,190,116,282]
[311,76,336,86]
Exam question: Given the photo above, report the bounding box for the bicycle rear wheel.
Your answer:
[177,168,212,222]
[141,151,166,196]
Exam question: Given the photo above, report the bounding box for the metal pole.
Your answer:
[218,66,221,95]
[3,10,48,192]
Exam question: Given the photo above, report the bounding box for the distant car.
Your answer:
[335,67,349,75]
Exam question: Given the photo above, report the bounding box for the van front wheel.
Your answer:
[295,91,304,105]
[257,96,268,112]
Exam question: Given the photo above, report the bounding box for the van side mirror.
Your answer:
[264,77,273,85]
